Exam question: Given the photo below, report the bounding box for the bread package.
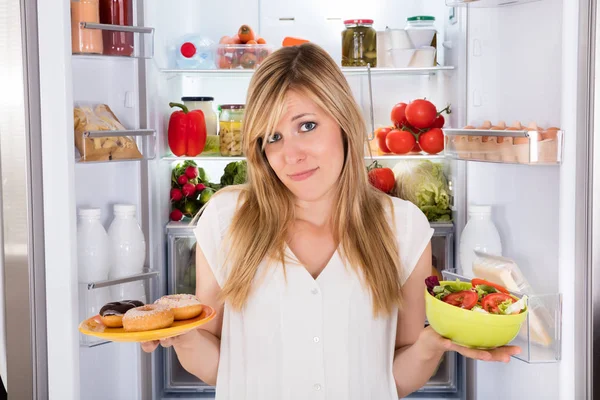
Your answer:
[73,103,143,161]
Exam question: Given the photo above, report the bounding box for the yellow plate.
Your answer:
[78,304,216,343]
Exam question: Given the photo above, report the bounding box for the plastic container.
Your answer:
[219,105,244,156]
[409,46,437,67]
[107,204,146,279]
[77,208,111,282]
[341,19,377,67]
[99,0,133,56]
[71,0,103,55]
[459,205,502,278]
[215,44,272,69]
[387,28,414,50]
[405,16,437,64]
[175,35,215,69]
[391,49,416,68]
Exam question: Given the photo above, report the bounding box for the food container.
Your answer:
[376,31,393,67]
[215,44,272,69]
[71,0,103,55]
[405,16,437,48]
[99,0,133,56]
[390,48,415,68]
[182,97,219,156]
[219,105,244,156]
[409,46,437,67]
[425,281,528,349]
[341,19,377,67]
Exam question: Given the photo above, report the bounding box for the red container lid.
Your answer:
[343,19,374,25]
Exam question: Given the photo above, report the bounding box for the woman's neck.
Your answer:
[294,190,336,228]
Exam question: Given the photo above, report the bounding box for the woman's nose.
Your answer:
[282,136,307,164]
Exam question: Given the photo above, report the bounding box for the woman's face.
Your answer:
[264,91,345,202]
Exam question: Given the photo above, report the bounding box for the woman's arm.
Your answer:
[142,243,224,385]
[392,243,521,398]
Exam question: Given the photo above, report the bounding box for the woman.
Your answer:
[143,43,519,399]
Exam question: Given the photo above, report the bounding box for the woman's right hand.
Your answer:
[141,328,200,353]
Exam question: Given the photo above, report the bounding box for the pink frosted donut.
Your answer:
[122,304,174,332]
[155,294,203,321]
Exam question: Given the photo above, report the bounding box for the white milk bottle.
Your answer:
[459,205,502,278]
[107,204,146,279]
[77,208,110,282]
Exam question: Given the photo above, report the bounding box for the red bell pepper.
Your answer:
[167,102,207,157]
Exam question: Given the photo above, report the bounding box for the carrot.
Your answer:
[231,34,242,45]
[282,37,309,47]
[219,36,231,44]
[238,25,256,44]
[246,39,257,45]
[257,37,266,44]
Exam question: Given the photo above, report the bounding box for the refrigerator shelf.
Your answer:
[160,66,455,77]
[441,271,562,364]
[442,129,563,165]
[76,129,157,163]
[85,270,159,290]
[162,154,446,162]
[445,0,541,6]
[74,22,155,59]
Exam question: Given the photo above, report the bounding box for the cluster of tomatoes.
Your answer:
[376,99,450,155]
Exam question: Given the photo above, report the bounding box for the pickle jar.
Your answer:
[219,104,245,156]
[341,19,377,67]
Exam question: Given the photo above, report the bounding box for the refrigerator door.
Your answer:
[0,0,49,396]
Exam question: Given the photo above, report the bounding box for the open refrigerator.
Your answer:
[2,0,595,398]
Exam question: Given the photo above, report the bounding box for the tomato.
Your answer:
[375,127,393,153]
[405,99,437,129]
[418,128,445,155]
[391,102,408,127]
[410,142,422,153]
[431,114,445,129]
[443,290,478,310]
[368,167,395,193]
[481,293,515,314]
[471,278,510,294]
[385,129,416,155]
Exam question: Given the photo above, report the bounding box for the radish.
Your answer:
[182,183,196,197]
[185,166,198,179]
[177,175,188,185]
[170,188,183,202]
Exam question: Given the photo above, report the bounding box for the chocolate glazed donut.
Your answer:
[99,300,145,328]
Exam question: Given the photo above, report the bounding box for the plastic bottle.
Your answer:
[107,204,146,279]
[175,35,215,69]
[77,208,111,282]
[459,205,502,278]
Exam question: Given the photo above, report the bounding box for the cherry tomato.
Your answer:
[471,278,510,294]
[418,128,445,155]
[385,129,416,155]
[405,99,437,129]
[375,127,393,153]
[431,114,445,129]
[443,290,478,310]
[391,102,408,127]
[481,293,515,314]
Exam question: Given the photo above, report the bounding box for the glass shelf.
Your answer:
[443,128,563,165]
[446,0,541,6]
[162,154,445,162]
[76,129,157,163]
[73,22,154,59]
[440,271,562,364]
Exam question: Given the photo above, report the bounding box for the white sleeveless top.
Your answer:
[193,190,433,400]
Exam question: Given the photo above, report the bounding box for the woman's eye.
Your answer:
[300,122,317,132]
[267,132,282,144]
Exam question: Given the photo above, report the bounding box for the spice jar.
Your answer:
[71,0,103,55]
[99,0,133,56]
[182,97,219,156]
[341,19,377,67]
[219,105,244,156]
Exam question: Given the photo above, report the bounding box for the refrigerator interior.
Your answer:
[67,0,568,399]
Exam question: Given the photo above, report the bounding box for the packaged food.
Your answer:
[341,19,377,67]
[219,105,244,156]
[73,103,143,161]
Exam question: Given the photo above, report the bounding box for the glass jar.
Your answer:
[405,16,437,64]
[182,97,220,156]
[71,0,103,55]
[219,105,244,156]
[341,19,377,67]
[99,0,133,56]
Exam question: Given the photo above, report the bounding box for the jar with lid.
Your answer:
[99,0,133,56]
[71,0,103,55]
[219,105,244,156]
[182,97,220,156]
[341,19,377,67]
[405,16,437,64]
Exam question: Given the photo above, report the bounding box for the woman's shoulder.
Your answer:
[197,187,246,228]
[386,196,428,226]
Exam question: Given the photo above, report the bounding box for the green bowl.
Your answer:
[425,281,528,349]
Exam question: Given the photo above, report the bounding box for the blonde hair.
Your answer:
[214,43,402,316]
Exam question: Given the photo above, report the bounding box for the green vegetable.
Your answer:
[199,188,215,205]
[497,299,514,315]
[220,160,247,187]
[433,284,460,300]
[392,160,452,222]
[475,284,498,300]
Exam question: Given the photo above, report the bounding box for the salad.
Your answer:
[425,276,527,315]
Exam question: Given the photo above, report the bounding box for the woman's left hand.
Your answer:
[418,326,521,363]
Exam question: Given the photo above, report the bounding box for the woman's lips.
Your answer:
[288,167,318,181]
